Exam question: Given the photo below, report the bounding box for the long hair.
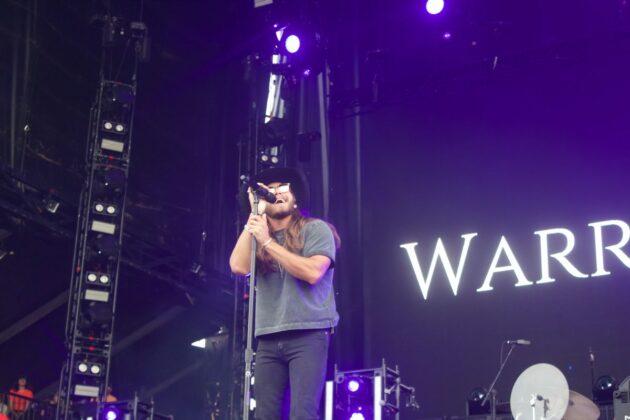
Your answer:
[257,208,341,274]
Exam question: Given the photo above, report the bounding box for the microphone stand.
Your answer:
[480,343,518,420]
[242,194,261,420]
[588,347,595,399]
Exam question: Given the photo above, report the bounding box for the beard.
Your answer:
[265,198,296,220]
[267,208,293,220]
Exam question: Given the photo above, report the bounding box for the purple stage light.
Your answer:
[349,413,365,420]
[443,32,452,40]
[106,410,118,420]
[348,379,360,392]
[426,0,444,15]
[285,35,301,54]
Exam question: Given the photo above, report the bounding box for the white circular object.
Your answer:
[90,364,101,375]
[115,124,124,132]
[510,363,569,420]
[78,363,88,373]
[426,0,445,15]
[99,275,110,284]
[87,273,97,282]
[285,35,301,53]
[104,121,113,130]
[95,204,105,212]
[106,205,116,214]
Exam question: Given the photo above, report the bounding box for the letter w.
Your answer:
[400,233,478,300]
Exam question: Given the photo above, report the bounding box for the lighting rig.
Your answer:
[56,16,146,420]
[325,359,419,420]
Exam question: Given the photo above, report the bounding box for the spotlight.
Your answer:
[593,375,616,404]
[350,413,365,420]
[106,205,117,215]
[466,387,489,415]
[103,406,121,420]
[102,121,126,134]
[77,362,89,373]
[285,34,301,53]
[348,379,360,393]
[95,203,105,213]
[87,273,98,282]
[99,274,110,284]
[90,364,101,375]
[270,156,279,164]
[426,0,444,15]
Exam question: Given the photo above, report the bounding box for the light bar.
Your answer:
[85,289,110,302]
[325,380,333,420]
[101,138,125,153]
[91,220,116,235]
[74,384,100,398]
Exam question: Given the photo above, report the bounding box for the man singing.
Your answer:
[229,167,340,420]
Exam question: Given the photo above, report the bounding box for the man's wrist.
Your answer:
[261,238,273,249]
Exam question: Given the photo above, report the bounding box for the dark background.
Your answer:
[2,0,630,418]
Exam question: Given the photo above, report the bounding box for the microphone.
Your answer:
[251,184,277,204]
[506,339,531,346]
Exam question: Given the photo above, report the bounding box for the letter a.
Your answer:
[477,236,533,292]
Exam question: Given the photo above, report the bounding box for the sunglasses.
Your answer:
[266,183,291,195]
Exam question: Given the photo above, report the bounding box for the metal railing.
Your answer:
[0,391,54,420]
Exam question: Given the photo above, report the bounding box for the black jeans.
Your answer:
[254,329,331,420]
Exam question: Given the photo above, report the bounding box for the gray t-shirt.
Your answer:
[254,219,339,337]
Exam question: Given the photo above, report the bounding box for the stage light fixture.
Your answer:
[90,364,102,375]
[593,375,616,404]
[87,273,98,282]
[94,203,118,215]
[91,220,117,235]
[348,379,360,393]
[466,387,489,415]
[426,0,445,14]
[285,34,301,53]
[45,198,60,214]
[106,411,117,420]
[101,138,125,153]
[74,384,99,398]
[102,121,126,134]
[77,362,89,373]
[85,289,110,302]
[99,274,110,284]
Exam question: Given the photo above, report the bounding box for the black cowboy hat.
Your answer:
[254,167,310,209]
